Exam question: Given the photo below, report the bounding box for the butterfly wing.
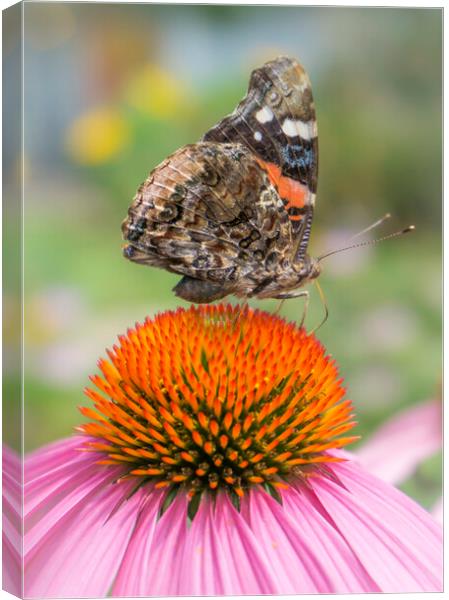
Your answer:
[122,142,293,301]
[203,56,318,259]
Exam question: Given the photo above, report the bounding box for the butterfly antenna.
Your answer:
[349,212,391,240]
[318,226,415,262]
[309,280,329,334]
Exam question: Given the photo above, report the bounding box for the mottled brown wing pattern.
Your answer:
[123,56,321,303]
[122,142,294,301]
[203,56,318,257]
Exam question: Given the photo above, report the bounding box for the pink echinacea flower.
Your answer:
[22,305,442,597]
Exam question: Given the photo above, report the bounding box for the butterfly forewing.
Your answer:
[203,56,318,250]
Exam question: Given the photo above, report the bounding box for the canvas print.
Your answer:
[2,3,442,597]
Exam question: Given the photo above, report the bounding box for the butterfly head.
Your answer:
[298,254,321,283]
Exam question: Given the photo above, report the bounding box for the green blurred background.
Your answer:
[4,5,441,508]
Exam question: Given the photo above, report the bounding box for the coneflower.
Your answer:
[24,305,442,596]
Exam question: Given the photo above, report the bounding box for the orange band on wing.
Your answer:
[257,159,308,211]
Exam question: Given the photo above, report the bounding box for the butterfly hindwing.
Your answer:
[122,142,293,300]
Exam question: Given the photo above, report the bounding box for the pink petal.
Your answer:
[114,492,280,595]
[3,528,22,597]
[113,490,186,595]
[25,460,124,552]
[180,493,280,594]
[25,480,145,597]
[24,438,146,598]
[243,486,379,592]
[432,496,443,524]
[26,435,85,481]
[25,438,112,522]
[3,446,22,597]
[308,457,442,592]
[357,399,442,484]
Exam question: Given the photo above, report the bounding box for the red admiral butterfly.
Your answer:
[123,57,322,303]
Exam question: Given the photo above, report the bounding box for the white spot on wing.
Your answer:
[282,118,317,140]
[254,131,262,141]
[255,107,274,123]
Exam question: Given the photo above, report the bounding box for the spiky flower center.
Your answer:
[80,305,357,507]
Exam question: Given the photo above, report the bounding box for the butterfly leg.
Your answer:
[274,299,286,316]
[273,290,309,328]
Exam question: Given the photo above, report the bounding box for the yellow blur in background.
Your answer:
[66,107,131,165]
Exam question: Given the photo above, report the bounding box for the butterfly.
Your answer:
[122,56,321,303]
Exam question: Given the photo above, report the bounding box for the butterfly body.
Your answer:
[123,56,320,302]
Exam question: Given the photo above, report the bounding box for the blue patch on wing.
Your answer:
[282,144,315,171]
